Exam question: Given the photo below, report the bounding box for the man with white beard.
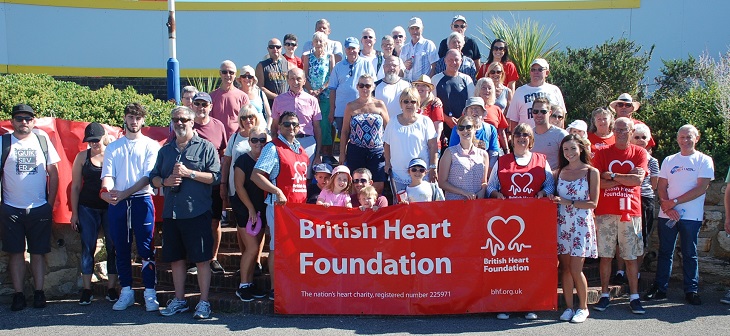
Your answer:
[375,56,411,120]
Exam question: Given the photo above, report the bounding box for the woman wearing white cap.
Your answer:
[237,65,271,130]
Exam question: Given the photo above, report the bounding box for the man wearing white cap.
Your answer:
[400,17,439,82]
[610,93,655,149]
[438,15,481,69]
[375,56,411,120]
[507,58,566,131]
[531,97,568,169]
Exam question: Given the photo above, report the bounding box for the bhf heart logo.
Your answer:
[508,173,533,195]
[292,162,308,183]
[480,215,532,256]
[608,160,634,173]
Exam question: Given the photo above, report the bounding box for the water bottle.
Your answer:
[665,209,685,228]
[170,154,182,193]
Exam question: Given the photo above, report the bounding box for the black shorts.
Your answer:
[161,211,213,263]
[230,195,267,229]
[211,186,223,220]
[1,203,53,254]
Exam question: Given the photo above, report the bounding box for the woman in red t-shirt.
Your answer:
[412,75,445,149]
[587,107,615,156]
[475,77,509,153]
[476,39,519,91]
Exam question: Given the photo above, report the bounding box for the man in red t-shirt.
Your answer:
[592,117,648,314]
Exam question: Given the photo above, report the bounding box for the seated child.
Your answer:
[317,165,353,208]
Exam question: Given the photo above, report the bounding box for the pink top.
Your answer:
[210,87,250,138]
[272,90,322,136]
[317,188,352,207]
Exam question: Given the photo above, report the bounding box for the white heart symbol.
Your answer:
[510,173,533,194]
[481,215,531,256]
[608,160,634,173]
[293,161,308,183]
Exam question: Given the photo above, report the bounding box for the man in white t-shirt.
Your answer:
[100,103,161,312]
[2,104,60,311]
[643,124,714,306]
[531,97,568,169]
[507,58,566,131]
[375,56,411,120]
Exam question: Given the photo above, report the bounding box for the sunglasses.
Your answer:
[532,109,549,115]
[457,125,474,131]
[281,121,300,128]
[410,167,426,173]
[393,34,404,38]
[239,74,254,80]
[402,100,418,105]
[453,24,466,29]
[357,83,372,89]
[193,101,209,107]
[220,70,235,75]
[513,132,531,138]
[172,117,192,123]
[87,139,100,144]
[489,70,503,75]
[362,36,374,40]
[13,116,33,122]
[240,115,256,120]
[634,135,648,140]
[250,137,267,144]
[268,45,282,49]
[550,115,565,120]
[284,42,297,47]
[615,102,634,108]
[530,68,546,73]
[492,46,506,51]
[353,178,369,184]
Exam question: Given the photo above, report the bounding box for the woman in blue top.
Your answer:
[449,97,499,170]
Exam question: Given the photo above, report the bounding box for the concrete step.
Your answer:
[132,262,270,292]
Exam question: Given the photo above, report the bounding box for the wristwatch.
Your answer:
[429,164,437,169]
[673,198,678,204]
[190,171,197,179]
[610,172,616,180]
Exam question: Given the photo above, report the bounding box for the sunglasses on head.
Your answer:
[453,24,466,29]
[457,125,474,131]
[410,167,426,173]
[402,100,417,105]
[532,109,549,115]
[353,178,369,184]
[250,137,267,144]
[357,83,372,89]
[615,102,633,108]
[239,74,254,79]
[220,70,235,75]
[240,115,256,120]
[13,115,33,122]
[268,45,282,49]
[492,46,506,51]
[281,121,300,128]
[284,42,297,47]
[489,70,503,75]
[514,132,531,138]
[172,117,192,123]
[193,101,209,107]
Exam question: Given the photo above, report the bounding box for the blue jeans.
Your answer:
[655,218,701,293]
[78,205,117,275]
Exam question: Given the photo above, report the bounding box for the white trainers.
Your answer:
[193,300,212,319]
[571,309,589,323]
[160,298,189,316]
[559,308,574,321]
[144,288,159,312]
[496,313,510,320]
[524,312,538,320]
[112,287,135,311]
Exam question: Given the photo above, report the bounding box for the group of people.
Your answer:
[1,14,726,323]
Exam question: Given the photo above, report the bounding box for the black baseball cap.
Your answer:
[83,122,105,142]
[11,104,35,117]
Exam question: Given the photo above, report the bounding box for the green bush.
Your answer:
[0,73,175,127]
[549,38,653,122]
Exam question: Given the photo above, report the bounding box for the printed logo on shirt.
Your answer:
[15,148,39,175]
[670,165,696,174]
[508,173,534,195]
[293,161,308,193]
[608,160,635,173]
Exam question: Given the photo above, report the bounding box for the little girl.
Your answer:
[317,165,353,208]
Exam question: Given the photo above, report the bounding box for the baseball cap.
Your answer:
[193,92,212,103]
[465,97,485,109]
[408,158,427,168]
[11,104,35,117]
[531,58,549,69]
[408,17,424,29]
[452,15,467,24]
[240,65,255,77]
[312,163,333,175]
[344,37,360,49]
[83,122,105,142]
[567,120,588,133]
[331,165,351,177]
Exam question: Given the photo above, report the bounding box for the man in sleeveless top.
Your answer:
[256,38,290,108]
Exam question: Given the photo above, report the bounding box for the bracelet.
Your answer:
[99,187,109,199]
[571,200,575,205]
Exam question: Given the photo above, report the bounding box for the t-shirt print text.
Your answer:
[15,148,39,175]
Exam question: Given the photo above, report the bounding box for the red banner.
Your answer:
[274,199,558,315]
[0,118,170,224]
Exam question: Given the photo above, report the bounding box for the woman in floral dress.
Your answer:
[303,31,335,158]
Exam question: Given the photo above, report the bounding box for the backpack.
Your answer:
[1,132,50,198]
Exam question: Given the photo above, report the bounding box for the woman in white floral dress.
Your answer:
[550,134,599,323]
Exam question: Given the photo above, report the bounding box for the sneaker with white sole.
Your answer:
[193,300,212,319]
[570,309,589,323]
[112,287,135,311]
[496,313,510,320]
[721,290,730,305]
[160,298,189,316]
[144,289,159,312]
[559,308,574,321]
[524,312,538,320]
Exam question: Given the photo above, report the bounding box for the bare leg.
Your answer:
[559,254,574,309]
[9,253,25,292]
[170,260,186,300]
[625,259,640,295]
[82,274,93,289]
[211,219,222,262]
[238,228,265,283]
[30,254,45,290]
[570,256,588,309]
[599,257,612,294]
[196,260,212,301]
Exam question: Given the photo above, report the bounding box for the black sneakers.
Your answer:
[210,260,226,274]
[79,289,93,305]
[11,292,26,311]
[643,284,667,301]
[106,288,119,302]
[33,290,46,308]
[611,272,627,285]
[236,286,255,302]
[685,292,702,305]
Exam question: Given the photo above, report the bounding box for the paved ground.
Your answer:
[1,284,729,335]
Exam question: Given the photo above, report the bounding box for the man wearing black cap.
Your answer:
[438,15,481,68]
[1,104,61,311]
[191,92,229,274]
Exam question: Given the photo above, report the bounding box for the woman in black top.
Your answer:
[70,123,118,305]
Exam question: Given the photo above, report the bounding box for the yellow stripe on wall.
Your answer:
[3,0,641,11]
[4,64,221,78]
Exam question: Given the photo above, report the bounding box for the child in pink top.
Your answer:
[317,165,353,208]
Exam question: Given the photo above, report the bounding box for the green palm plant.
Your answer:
[475,16,559,85]
[186,72,221,93]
